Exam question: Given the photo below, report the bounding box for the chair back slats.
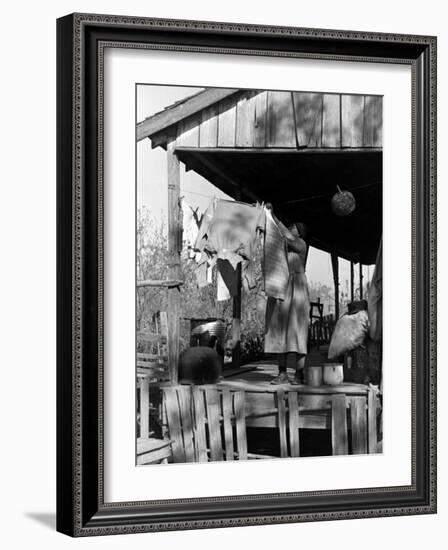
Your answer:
[331,394,348,455]
[138,352,164,361]
[164,387,186,463]
[205,388,224,461]
[275,390,288,458]
[191,387,208,462]
[288,391,300,457]
[178,387,195,462]
[234,391,248,460]
[137,332,167,344]
[156,311,168,337]
[137,311,170,382]
[222,389,235,461]
[350,396,367,454]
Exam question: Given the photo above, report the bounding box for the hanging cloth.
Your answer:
[217,269,231,301]
[263,209,290,301]
[181,199,201,259]
[216,258,238,299]
[194,198,265,267]
[194,198,265,299]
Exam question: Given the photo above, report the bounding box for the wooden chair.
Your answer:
[137,311,169,441]
[137,311,170,382]
[163,386,262,463]
[274,390,378,457]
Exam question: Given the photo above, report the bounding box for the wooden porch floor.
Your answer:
[220,360,369,396]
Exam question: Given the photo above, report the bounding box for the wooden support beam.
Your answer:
[167,139,181,384]
[232,260,242,368]
[232,186,243,369]
[137,279,183,289]
[175,146,382,155]
[350,261,355,302]
[331,253,340,319]
[359,262,364,300]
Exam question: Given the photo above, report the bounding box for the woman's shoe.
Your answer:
[270,372,290,385]
[290,370,304,385]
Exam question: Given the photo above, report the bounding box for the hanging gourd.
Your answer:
[331,185,356,216]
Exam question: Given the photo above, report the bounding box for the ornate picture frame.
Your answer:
[56,13,437,536]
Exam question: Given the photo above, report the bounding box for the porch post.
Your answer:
[232,187,242,368]
[232,263,242,368]
[167,139,181,384]
[359,262,363,300]
[331,253,340,320]
[350,260,355,302]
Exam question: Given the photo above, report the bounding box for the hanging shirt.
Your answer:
[217,266,231,301]
[181,199,201,260]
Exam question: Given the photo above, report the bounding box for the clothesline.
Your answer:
[180,187,218,200]
[280,183,376,205]
[182,182,376,207]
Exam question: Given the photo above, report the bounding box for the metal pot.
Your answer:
[190,318,226,358]
[178,347,223,385]
[304,366,323,387]
[323,363,344,386]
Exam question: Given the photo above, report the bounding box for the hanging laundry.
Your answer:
[216,269,231,301]
[206,263,213,284]
[194,198,265,299]
[242,257,257,291]
[216,258,238,298]
[194,199,265,267]
[194,251,216,287]
[181,199,201,259]
[263,209,289,301]
[195,261,209,289]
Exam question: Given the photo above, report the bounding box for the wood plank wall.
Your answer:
[176,91,382,149]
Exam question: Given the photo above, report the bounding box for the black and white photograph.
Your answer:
[135,85,383,465]
[0,0,442,545]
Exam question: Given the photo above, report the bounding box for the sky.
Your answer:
[136,84,372,298]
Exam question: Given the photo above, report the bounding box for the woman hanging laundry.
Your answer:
[263,204,310,385]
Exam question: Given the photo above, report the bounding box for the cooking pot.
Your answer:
[305,366,323,387]
[178,347,223,385]
[323,363,344,386]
